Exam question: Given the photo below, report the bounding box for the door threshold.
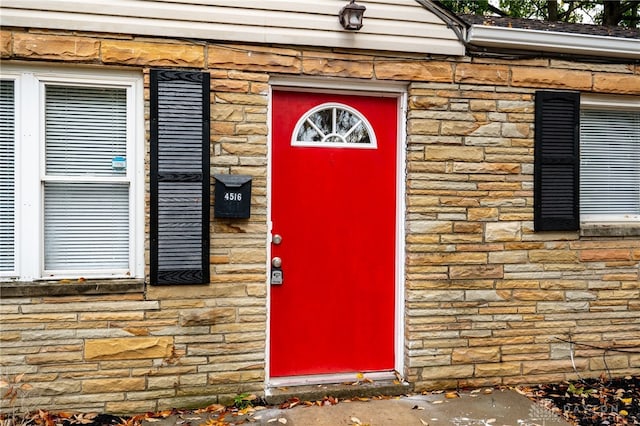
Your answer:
[265,371,412,405]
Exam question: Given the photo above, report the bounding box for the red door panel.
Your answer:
[270,90,397,377]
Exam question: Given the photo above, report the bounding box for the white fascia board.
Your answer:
[467,25,640,60]
[0,7,465,56]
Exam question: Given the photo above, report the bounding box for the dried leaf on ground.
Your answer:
[279,397,300,409]
[524,376,639,426]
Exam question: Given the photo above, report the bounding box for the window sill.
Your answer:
[580,222,640,237]
[0,279,145,298]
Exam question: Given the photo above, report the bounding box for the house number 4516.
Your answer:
[224,192,242,201]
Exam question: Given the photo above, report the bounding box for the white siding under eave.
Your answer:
[0,0,465,56]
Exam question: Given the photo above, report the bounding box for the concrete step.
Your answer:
[265,378,413,405]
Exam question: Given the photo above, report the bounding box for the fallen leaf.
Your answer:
[445,391,459,399]
[420,420,429,425]
[432,400,443,404]
[356,373,365,380]
[70,413,98,425]
[278,418,287,424]
[350,416,362,425]
[210,404,226,413]
[158,409,174,418]
[279,397,300,409]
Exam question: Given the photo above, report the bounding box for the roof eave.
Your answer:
[467,24,640,60]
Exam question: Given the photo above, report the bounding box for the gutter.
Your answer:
[467,24,640,60]
[415,0,468,51]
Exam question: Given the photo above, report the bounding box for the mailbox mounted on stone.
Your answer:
[214,174,252,219]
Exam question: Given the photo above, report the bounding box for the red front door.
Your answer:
[270,90,398,377]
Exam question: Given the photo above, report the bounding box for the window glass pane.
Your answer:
[45,85,127,176]
[336,109,358,134]
[581,110,640,216]
[345,122,370,144]
[0,80,15,272]
[308,109,332,136]
[44,183,129,271]
[296,121,322,142]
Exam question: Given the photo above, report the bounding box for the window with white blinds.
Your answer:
[580,109,640,221]
[43,85,130,273]
[0,80,15,274]
[0,66,143,282]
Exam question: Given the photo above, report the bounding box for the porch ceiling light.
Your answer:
[339,0,366,31]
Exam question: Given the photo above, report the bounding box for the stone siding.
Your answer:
[0,28,639,413]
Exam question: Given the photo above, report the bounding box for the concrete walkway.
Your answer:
[144,389,572,425]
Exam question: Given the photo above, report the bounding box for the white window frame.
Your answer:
[580,95,640,224]
[1,65,144,281]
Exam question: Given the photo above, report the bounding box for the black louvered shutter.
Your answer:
[150,70,210,284]
[534,90,580,231]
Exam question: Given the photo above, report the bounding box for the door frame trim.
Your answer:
[266,76,407,385]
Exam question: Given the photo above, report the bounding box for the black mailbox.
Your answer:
[214,174,252,219]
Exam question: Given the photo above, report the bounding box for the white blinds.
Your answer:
[45,86,127,176]
[580,110,640,217]
[0,80,15,272]
[44,183,129,270]
[43,85,130,272]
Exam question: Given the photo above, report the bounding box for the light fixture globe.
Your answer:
[339,0,366,31]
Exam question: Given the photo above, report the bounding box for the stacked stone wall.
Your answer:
[0,28,638,413]
[405,80,640,390]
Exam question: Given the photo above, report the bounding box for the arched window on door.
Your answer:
[292,103,377,149]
